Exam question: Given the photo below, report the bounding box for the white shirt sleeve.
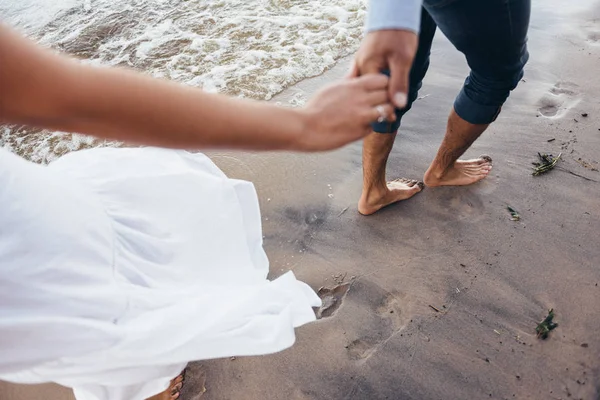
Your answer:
[366,0,423,34]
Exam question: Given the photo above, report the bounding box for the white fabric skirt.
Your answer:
[0,147,320,400]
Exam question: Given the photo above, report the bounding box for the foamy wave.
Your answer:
[0,126,119,164]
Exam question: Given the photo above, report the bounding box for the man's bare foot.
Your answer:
[423,155,492,187]
[358,178,424,215]
[147,373,185,400]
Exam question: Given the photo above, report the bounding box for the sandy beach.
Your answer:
[2,1,600,399]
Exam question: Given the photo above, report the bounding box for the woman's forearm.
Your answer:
[0,25,305,151]
[63,62,307,151]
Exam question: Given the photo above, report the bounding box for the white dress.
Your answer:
[0,147,321,400]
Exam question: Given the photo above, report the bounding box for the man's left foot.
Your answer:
[358,178,424,215]
[423,155,492,187]
[147,372,185,400]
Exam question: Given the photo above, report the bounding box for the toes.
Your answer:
[405,178,419,187]
[407,181,424,195]
[388,178,422,190]
[169,373,184,400]
[170,382,183,399]
[468,162,492,173]
[407,181,424,191]
[471,168,490,177]
[479,154,493,164]
[389,178,413,186]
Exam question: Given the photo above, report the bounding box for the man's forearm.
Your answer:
[366,0,423,33]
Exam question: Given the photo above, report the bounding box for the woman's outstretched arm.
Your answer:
[0,24,394,152]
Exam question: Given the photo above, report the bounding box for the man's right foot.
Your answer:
[358,178,424,215]
[423,155,492,187]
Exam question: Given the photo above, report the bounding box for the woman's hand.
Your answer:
[295,74,395,152]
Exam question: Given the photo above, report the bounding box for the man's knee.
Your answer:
[454,54,528,125]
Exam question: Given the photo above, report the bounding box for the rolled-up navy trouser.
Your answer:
[371,0,531,133]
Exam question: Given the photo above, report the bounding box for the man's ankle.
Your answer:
[425,165,446,180]
[361,183,388,202]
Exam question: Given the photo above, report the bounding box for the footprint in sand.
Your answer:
[538,82,580,118]
[345,287,414,362]
[316,282,351,319]
[587,30,600,44]
[375,292,411,331]
[267,205,328,252]
[315,281,387,360]
[580,19,600,46]
[346,338,379,360]
[288,387,318,400]
[429,189,487,222]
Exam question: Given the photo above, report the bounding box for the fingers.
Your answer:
[388,32,418,108]
[359,83,396,122]
[370,104,396,124]
[350,73,395,122]
[346,61,359,78]
[353,73,389,91]
[364,90,389,107]
[357,58,384,75]
[350,78,395,122]
[351,29,418,108]
[388,56,411,109]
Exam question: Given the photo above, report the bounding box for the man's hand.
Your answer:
[349,30,418,109]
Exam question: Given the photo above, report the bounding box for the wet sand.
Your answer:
[2,1,600,399]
